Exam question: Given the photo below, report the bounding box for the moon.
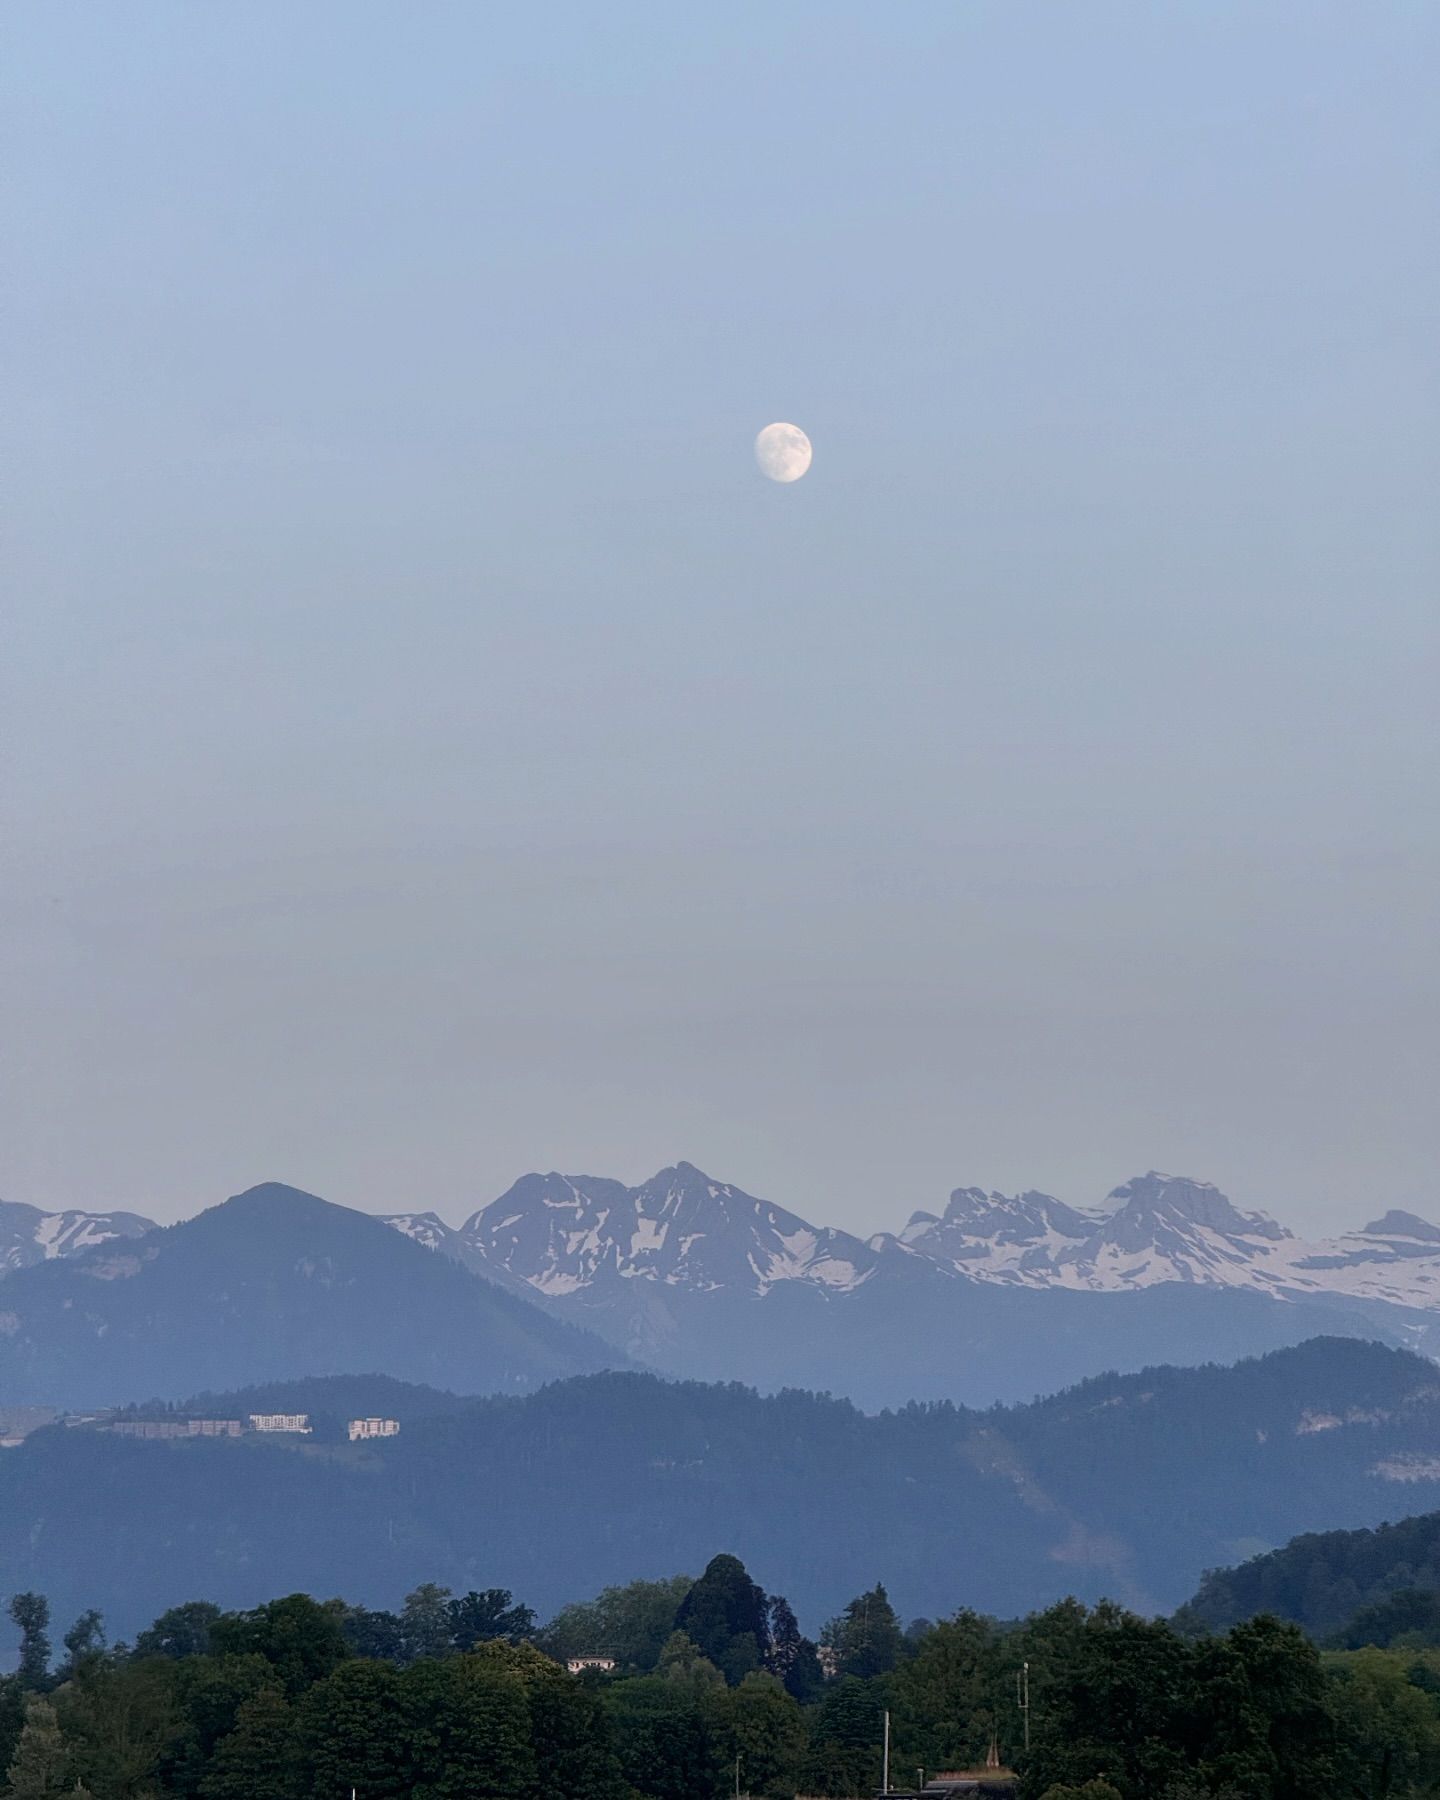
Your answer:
[755,421,812,483]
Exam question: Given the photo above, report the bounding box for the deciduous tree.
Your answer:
[398,1585,454,1665]
[765,1598,823,1705]
[134,1604,221,1663]
[539,1575,692,1672]
[398,1655,536,1800]
[210,1597,347,1698]
[656,1632,724,1691]
[805,1676,883,1797]
[197,1689,299,1800]
[446,1589,535,1650]
[299,1658,407,1800]
[710,1672,808,1798]
[604,1676,719,1800]
[8,1596,51,1691]
[822,1584,904,1681]
[56,1657,179,1800]
[5,1696,70,1800]
[60,1613,106,1683]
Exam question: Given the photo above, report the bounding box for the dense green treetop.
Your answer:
[675,1555,772,1686]
[537,1576,695,1671]
[1178,1507,1440,1641]
[8,1553,1440,1800]
[823,1584,905,1681]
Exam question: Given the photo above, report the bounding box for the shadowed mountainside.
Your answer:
[2,1338,1437,1640]
[0,1183,629,1407]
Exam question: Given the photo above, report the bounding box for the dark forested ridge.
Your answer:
[168,1375,476,1438]
[1178,1508,1440,1642]
[0,1184,627,1408]
[4,1338,1439,1643]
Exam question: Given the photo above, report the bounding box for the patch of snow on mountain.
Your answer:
[455,1162,881,1299]
[1,1201,157,1277]
[808,1257,866,1289]
[33,1215,67,1252]
[385,1212,456,1252]
[375,1162,1440,1324]
[533,1268,586,1296]
[631,1217,666,1255]
[890,1172,1440,1314]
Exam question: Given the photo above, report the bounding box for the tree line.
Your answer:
[6,1552,1440,1800]
[1177,1508,1440,1644]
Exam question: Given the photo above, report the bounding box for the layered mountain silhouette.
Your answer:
[2,1337,1436,1642]
[426,1162,1440,1307]
[383,1163,1438,1406]
[0,1183,627,1408]
[7,1164,1440,1409]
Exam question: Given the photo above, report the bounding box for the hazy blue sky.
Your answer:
[4,3,1436,1235]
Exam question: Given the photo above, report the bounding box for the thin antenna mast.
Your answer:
[1016,1660,1031,1753]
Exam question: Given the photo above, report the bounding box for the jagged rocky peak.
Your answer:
[895,1184,1100,1280]
[462,1161,876,1297]
[637,1160,749,1219]
[465,1169,632,1234]
[943,1185,1097,1242]
[462,1171,633,1294]
[373,1160,1440,1318]
[1363,1210,1440,1243]
[1097,1172,1291,1249]
[385,1211,459,1252]
[887,1170,1308,1292]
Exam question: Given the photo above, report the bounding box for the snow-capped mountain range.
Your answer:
[0,1198,154,1275]
[454,1163,874,1296]
[887,1172,1440,1314]
[11,1167,1440,1319]
[10,1165,1440,1407]
[381,1164,1440,1317]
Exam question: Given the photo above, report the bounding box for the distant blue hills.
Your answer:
[0,1182,627,1410]
[0,1174,1417,1411]
[2,1337,1438,1644]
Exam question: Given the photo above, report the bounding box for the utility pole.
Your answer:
[734,1753,742,1800]
[882,1709,891,1793]
[1016,1661,1031,1754]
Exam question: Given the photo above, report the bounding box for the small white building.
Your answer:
[566,1655,617,1674]
[108,1418,243,1441]
[248,1413,311,1433]
[347,1416,401,1442]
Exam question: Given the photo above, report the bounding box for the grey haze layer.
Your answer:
[3,4,1437,1235]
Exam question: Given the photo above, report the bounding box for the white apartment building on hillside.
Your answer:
[347,1416,401,1441]
[249,1413,311,1433]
